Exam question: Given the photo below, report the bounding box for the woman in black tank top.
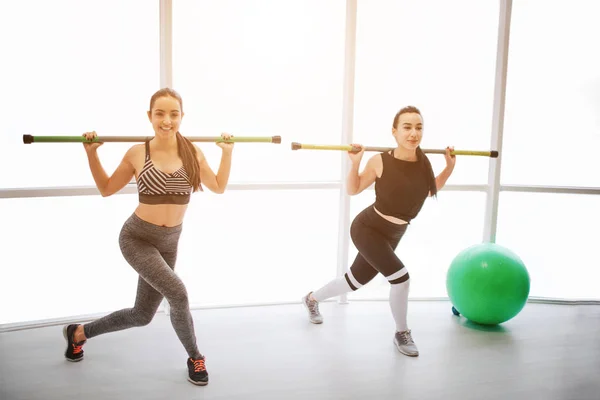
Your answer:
[302,106,456,357]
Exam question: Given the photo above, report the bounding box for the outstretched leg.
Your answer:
[302,253,378,324]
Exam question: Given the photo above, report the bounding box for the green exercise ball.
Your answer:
[447,242,530,325]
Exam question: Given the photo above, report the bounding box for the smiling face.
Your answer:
[147,95,184,139]
[392,111,423,151]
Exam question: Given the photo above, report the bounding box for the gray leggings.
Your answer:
[83,213,201,359]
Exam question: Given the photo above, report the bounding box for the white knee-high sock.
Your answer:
[389,279,410,332]
[312,277,353,302]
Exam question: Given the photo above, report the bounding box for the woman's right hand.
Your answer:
[348,143,365,165]
[82,131,103,152]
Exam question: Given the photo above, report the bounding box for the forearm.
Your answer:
[435,166,454,191]
[215,150,233,192]
[86,150,110,195]
[346,162,361,195]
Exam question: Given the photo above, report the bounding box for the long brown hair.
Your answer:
[149,88,202,192]
[392,106,437,197]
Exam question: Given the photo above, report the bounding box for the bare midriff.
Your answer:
[134,203,188,227]
[373,206,409,225]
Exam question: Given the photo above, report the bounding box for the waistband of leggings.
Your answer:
[363,205,409,232]
[125,212,183,234]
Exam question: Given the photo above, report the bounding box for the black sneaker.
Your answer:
[63,324,86,362]
[187,356,209,386]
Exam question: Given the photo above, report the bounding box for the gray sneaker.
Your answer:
[302,293,323,324]
[394,330,419,357]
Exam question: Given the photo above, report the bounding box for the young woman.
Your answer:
[63,88,233,386]
[302,106,456,357]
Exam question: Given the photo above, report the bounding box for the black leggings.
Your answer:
[344,205,410,290]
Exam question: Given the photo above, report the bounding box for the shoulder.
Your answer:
[366,153,383,167]
[129,143,145,153]
[366,153,384,177]
[124,144,145,160]
[369,152,384,162]
[119,144,145,171]
[192,144,207,162]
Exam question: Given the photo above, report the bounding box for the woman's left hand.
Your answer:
[217,132,234,152]
[445,146,456,169]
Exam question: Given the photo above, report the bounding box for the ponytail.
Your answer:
[417,146,437,198]
[176,131,203,192]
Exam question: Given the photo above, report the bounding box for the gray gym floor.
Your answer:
[1,300,599,400]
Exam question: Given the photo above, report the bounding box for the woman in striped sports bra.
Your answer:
[62,88,232,386]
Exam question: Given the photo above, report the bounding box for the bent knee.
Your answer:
[131,310,155,326]
[166,289,190,309]
[344,269,377,291]
[388,270,410,285]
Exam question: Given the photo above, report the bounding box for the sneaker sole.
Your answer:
[393,339,419,357]
[63,325,84,362]
[187,377,209,386]
[302,300,323,324]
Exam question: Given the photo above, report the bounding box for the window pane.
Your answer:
[497,192,600,300]
[1,189,340,325]
[0,195,141,325]
[344,191,486,300]
[172,0,346,182]
[0,0,159,189]
[502,1,600,186]
[353,0,499,184]
[177,189,339,306]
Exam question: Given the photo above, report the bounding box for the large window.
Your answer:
[502,0,600,186]
[3,1,599,329]
[177,189,340,306]
[496,192,599,300]
[0,0,159,189]
[345,190,487,300]
[172,0,347,183]
[0,195,141,324]
[0,189,340,325]
[352,0,500,185]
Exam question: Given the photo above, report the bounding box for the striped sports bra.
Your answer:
[137,141,193,205]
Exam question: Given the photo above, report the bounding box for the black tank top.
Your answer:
[373,150,435,223]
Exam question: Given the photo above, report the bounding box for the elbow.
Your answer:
[98,181,113,197]
[346,182,357,195]
[99,186,114,197]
